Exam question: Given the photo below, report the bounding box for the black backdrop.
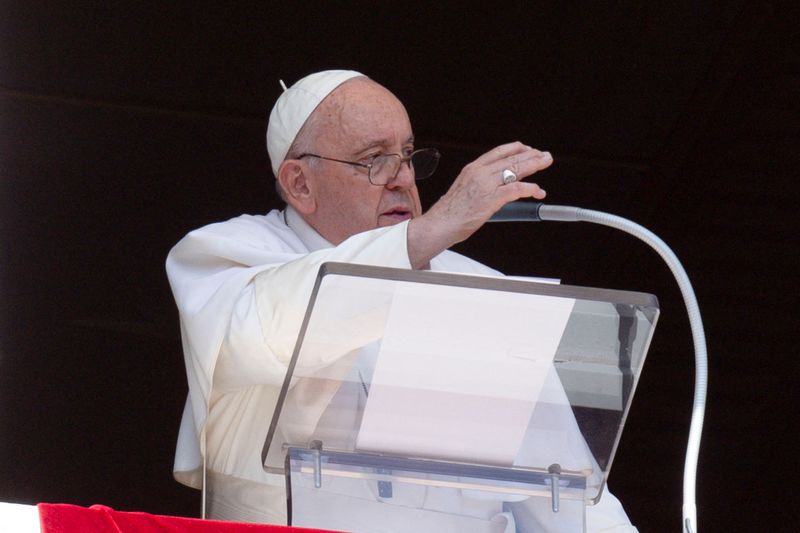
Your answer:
[1,2,797,531]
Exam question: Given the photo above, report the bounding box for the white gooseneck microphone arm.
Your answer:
[490,202,707,533]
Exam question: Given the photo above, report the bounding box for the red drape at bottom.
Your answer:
[38,504,342,533]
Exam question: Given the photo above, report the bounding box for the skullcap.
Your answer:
[266,69,365,176]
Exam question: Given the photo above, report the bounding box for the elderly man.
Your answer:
[167,70,636,532]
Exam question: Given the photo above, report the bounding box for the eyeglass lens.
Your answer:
[370,150,439,184]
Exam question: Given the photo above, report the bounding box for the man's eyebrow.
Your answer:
[354,136,416,155]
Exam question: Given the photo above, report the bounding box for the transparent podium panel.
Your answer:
[262,263,659,531]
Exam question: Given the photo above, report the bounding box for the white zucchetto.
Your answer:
[266,69,365,176]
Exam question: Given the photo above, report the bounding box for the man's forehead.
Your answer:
[323,79,403,118]
[318,79,413,149]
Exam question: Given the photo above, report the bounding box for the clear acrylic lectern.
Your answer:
[262,262,658,533]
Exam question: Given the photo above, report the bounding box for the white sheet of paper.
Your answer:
[356,281,575,465]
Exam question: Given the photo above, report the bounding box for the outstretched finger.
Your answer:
[497,181,548,203]
[489,151,553,186]
[473,141,536,167]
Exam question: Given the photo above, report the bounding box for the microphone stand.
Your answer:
[490,203,707,533]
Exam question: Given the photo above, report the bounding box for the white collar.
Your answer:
[283,205,334,252]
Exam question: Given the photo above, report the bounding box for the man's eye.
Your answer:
[362,153,384,164]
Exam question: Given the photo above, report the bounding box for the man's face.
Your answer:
[302,79,422,245]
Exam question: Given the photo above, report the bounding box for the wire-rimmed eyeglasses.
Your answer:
[297,148,441,186]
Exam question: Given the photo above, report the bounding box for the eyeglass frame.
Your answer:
[295,148,441,186]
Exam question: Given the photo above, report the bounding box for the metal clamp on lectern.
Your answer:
[310,440,323,488]
[548,463,562,512]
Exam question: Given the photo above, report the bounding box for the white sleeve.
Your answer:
[586,489,639,532]
[213,222,413,393]
[507,488,637,532]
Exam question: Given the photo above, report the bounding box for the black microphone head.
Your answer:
[488,201,544,222]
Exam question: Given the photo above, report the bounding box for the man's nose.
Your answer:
[386,159,415,190]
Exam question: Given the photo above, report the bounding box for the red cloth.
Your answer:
[38,504,342,533]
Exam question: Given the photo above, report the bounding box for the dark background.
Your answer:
[1,2,797,531]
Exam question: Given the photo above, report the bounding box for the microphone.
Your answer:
[488,201,544,222]
[490,202,583,223]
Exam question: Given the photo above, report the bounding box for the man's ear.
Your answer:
[277,159,316,215]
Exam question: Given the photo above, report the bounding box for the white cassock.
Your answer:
[166,206,637,532]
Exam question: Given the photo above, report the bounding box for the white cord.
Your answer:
[539,205,706,533]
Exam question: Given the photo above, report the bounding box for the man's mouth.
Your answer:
[380,208,412,221]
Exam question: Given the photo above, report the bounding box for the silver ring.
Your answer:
[502,169,517,185]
